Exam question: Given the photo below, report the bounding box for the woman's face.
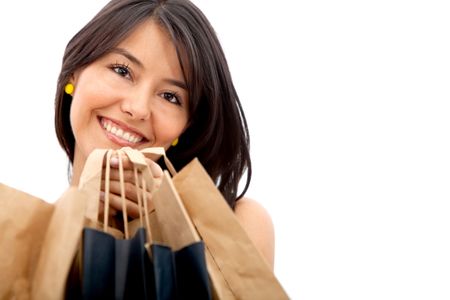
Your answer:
[70,20,189,175]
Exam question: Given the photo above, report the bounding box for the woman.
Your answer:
[55,0,274,268]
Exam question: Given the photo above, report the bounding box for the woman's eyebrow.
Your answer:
[163,78,187,90]
[111,47,144,68]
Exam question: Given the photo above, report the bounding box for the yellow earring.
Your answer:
[64,83,74,96]
[171,138,179,147]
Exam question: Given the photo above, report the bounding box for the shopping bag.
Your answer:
[0,182,87,299]
[63,149,153,299]
[150,170,212,300]
[0,183,54,298]
[121,147,211,299]
[31,187,88,299]
[77,226,154,299]
[141,148,289,299]
[68,147,211,299]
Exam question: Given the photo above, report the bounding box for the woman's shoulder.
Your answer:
[234,197,275,269]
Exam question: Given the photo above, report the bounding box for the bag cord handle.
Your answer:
[102,148,156,240]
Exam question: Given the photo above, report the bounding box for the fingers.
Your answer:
[102,179,142,203]
[100,189,154,220]
[146,157,163,178]
[107,192,140,220]
[98,199,119,217]
[99,151,162,220]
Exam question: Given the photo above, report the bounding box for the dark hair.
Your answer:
[55,0,251,208]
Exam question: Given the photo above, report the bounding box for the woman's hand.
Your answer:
[100,153,163,219]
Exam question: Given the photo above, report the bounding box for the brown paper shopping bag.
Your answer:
[29,150,111,299]
[0,183,54,298]
[118,148,212,298]
[148,170,212,299]
[31,187,88,299]
[141,148,289,299]
[121,148,211,299]
[173,159,289,300]
[0,183,87,299]
[0,149,114,299]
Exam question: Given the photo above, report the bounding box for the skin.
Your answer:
[68,19,274,269]
[235,198,275,269]
[70,19,188,216]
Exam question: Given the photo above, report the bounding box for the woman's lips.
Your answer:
[98,116,147,146]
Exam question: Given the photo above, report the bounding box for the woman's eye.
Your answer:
[111,64,131,79]
[162,92,181,105]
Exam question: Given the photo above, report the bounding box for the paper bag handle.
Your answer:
[141,147,177,176]
[120,147,155,241]
[99,147,155,240]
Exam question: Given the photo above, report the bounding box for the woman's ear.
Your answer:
[70,72,78,86]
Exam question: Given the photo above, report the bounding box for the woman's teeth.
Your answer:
[102,120,143,144]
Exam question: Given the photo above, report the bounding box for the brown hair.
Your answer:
[55,0,251,208]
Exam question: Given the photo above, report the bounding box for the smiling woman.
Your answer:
[68,21,189,186]
[53,0,275,269]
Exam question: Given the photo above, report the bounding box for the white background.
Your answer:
[1,1,450,299]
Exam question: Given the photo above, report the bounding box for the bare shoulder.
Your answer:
[234,197,275,269]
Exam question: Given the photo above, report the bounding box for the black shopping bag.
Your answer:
[72,228,210,300]
[81,227,154,299]
[151,242,211,300]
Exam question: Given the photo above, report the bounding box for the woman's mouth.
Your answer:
[99,117,146,145]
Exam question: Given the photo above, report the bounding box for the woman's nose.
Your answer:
[120,90,151,121]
